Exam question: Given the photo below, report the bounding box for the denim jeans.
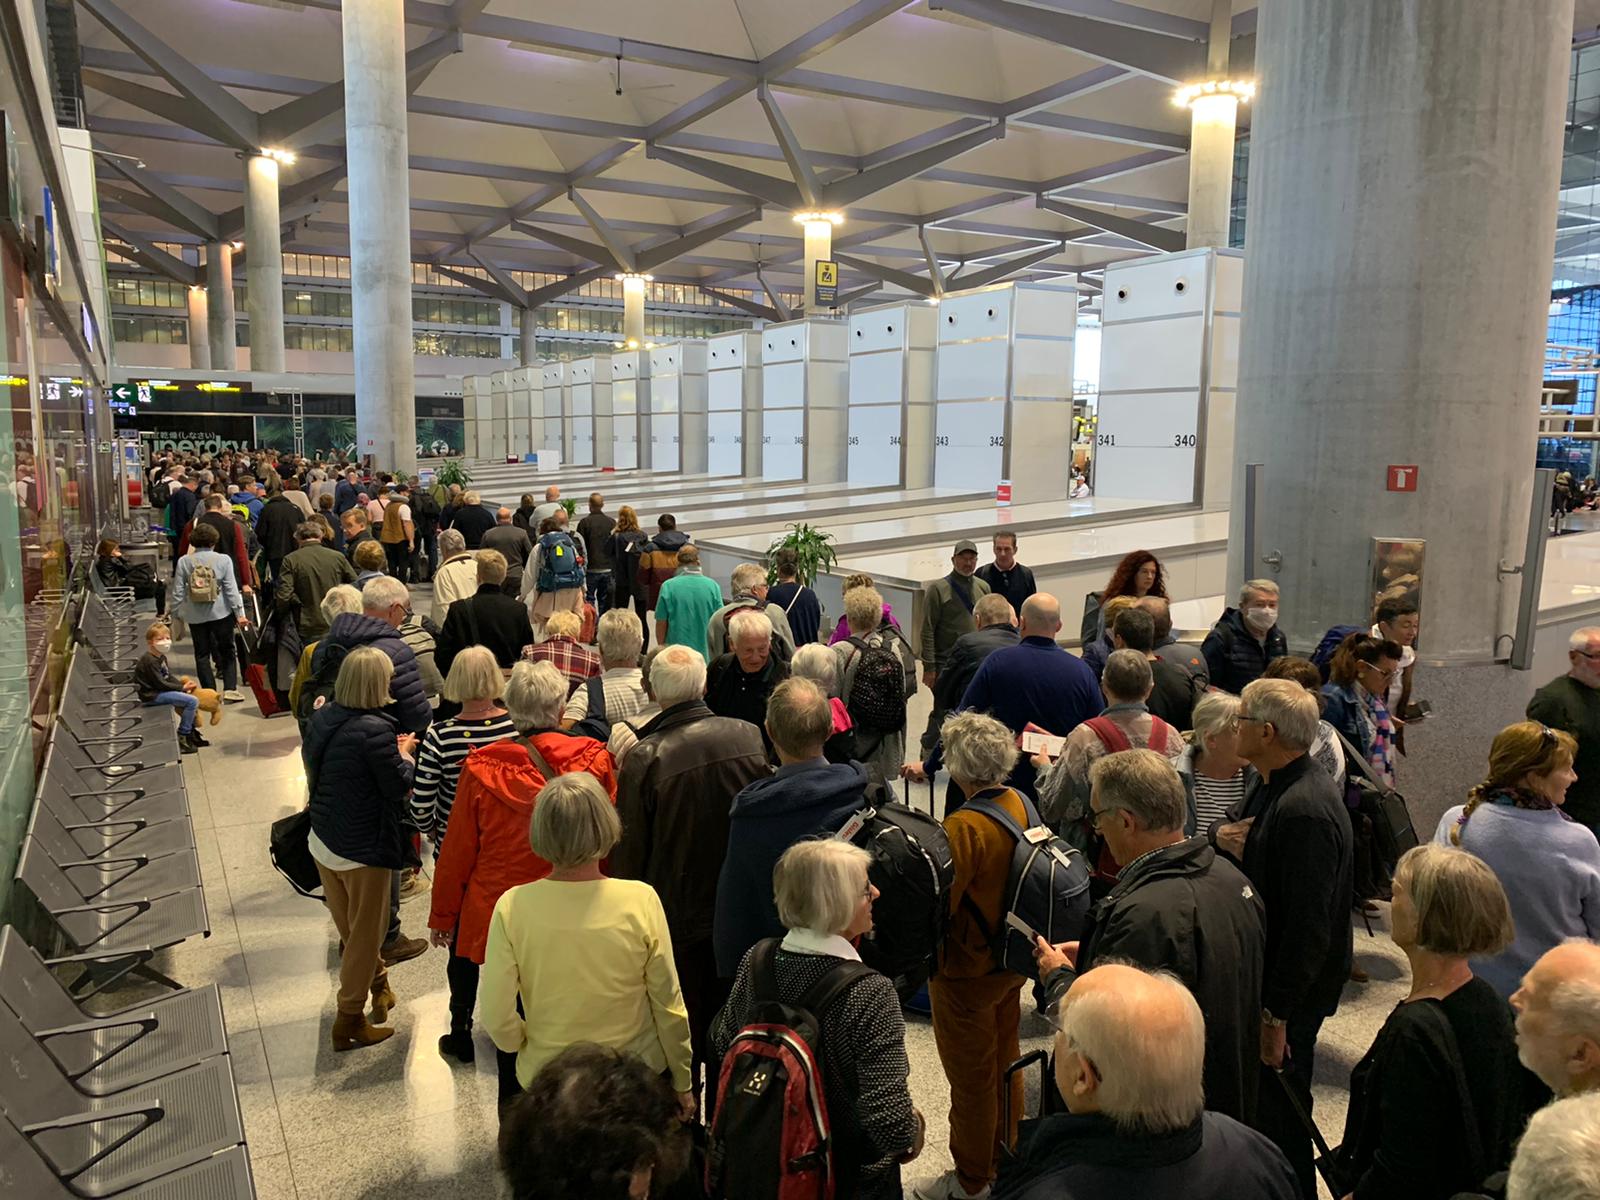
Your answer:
[147,690,198,735]
[586,570,612,617]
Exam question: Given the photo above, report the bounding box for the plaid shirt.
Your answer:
[522,635,601,696]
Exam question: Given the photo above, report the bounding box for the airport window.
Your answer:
[286,324,355,353]
[285,290,354,318]
[413,297,501,326]
[112,314,188,344]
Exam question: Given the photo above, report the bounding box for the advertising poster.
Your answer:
[137,414,255,456]
[253,416,464,458]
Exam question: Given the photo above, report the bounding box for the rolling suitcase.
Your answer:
[246,662,283,717]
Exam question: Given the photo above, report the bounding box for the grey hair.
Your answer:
[596,608,643,666]
[774,839,872,936]
[320,584,364,626]
[438,527,466,555]
[1101,649,1153,702]
[1240,678,1319,752]
[791,644,840,697]
[1190,691,1241,750]
[728,607,773,645]
[1059,965,1205,1135]
[529,772,621,869]
[765,677,832,758]
[844,586,884,634]
[650,644,707,706]
[1090,749,1186,833]
[1507,1092,1600,1200]
[731,563,767,596]
[974,593,1015,628]
[505,660,568,732]
[1240,578,1280,606]
[942,710,1019,789]
[361,574,409,612]
[1570,627,1600,651]
[463,490,481,506]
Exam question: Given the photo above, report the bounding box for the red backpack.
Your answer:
[1081,716,1172,885]
[706,939,872,1200]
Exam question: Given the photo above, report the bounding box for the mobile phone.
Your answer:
[1005,912,1040,943]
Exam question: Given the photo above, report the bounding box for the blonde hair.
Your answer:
[1190,691,1240,750]
[1453,721,1578,845]
[476,548,508,586]
[145,621,171,644]
[543,610,582,640]
[353,539,387,571]
[842,572,874,593]
[1394,844,1514,957]
[443,645,504,704]
[334,646,394,710]
[774,839,872,935]
[529,772,620,868]
[844,586,884,635]
[1100,594,1138,627]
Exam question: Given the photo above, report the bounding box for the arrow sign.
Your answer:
[111,384,134,402]
[69,385,84,398]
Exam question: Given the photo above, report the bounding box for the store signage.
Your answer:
[1386,464,1419,493]
[815,260,838,306]
[196,381,242,392]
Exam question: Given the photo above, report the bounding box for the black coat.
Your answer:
[935,622,1019,711]
[436,583,533,671]
[1200,607,1288,695]
[706,652,791,757]
[256,494,303,563]
[451,504,498,549]
[303,702,414,869]
[313,612,433,735]
[1041,837,1265,1125]
[344,529,375,568]
[996,1112,1298,1200]
[1242,753,1354,1020]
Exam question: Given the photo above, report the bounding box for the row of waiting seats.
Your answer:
[0,589,254,1197]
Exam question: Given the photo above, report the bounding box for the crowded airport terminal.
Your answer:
[5,0,1600,1196]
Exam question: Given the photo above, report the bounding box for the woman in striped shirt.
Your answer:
[1178,691,1257,838]
[410,646,517,851]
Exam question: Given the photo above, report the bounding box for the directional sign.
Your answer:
[44,380,59,401]
[815,259,838,306]
[137,382,151,404]
[110,384,134,403]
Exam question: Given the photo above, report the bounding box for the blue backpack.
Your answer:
[961,789,1091,982]
[536,530,585,592]
[1310,624,1364,682]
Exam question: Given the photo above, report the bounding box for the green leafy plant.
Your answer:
[435,459,472,489]
[560,497,578,518]
[767,522,837,587]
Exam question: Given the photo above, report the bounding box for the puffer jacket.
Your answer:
[1200,607,1288,695]
[312,612,432,734]
[427,732,617,963]
[611,700,771,952]
[304,702,414,869]
[634,529,691,609]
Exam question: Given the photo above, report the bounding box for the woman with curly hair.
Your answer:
[1081,549,1168,642]
[1434,721,1600,997]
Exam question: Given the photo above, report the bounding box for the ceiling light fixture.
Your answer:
[614,272,654,282]
[1173,78,1256,107]
[261,147,298,165]
[792,210,843,226]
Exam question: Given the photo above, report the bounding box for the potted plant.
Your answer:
[435,459,472,490]
[559,497,579,519]
[766,522,837,586]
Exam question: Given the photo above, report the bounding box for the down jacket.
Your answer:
[1200,607,1288,695]
[303,702,414,870]
[634,528,691,609]
[312,612,432,735]
[427,733,617,963]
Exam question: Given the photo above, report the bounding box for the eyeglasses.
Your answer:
[1361,662,1399,682]
[1088,805,1115,829]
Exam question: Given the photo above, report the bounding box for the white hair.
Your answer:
[650,644,707,706]
[1239,578,1279,606]
[504,660,568,732]
[730,563,767,596]
[596,608,643,666]
[320,584,364,626]
[791,644,840,697]
[1240,678,1319,752]
[361,575,409,612]
[1571,627,1600,651]
[438,528,466,555]
[1190,691,1241,750]
[1507,1092,1600,1200]
[728,607,773,645]
[774,839,872,936]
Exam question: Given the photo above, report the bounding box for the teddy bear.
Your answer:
[191,686,224,726]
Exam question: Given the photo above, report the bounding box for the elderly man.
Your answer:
[1034,750,1265,1125]
[481,506,534,596]
[654,544,724,660]
[531,484,563,527]
[522,610,599,696]
[706,609,791,757]
[1233,678,1354,1196]
[561,609,652,733]
[706,562,796,659]
[994,964,1298,1200]
[713,676,872,975]
[1512,940,1600,1098]
[333,467,361,515]
[430,528,477,627]
[1528,627,1600,835]
[178,493,254,589]
[934,593,1019,715]
[275,521,357,641]
[918,539,992,755]
[1201,579,1287,694]
[612,644,770,1083]
[576,492,617,616]
[436,550,533,674]
[1506,1091,1600,1200]
[451,488,497,549]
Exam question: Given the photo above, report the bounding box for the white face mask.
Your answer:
[153,639,172,654]
[1245,605,1278,633]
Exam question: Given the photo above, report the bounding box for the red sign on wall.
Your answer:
[1386,465,1419,493]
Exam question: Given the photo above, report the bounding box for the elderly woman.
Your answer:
[1336,845,1537,1199]
[289,583,364,722]
[710,840,922,1199]
[479,772,692,1109]
[828,572,901,645]
[1323,633,1405,788]
[429,660,616,1086]
[409,645,517,851]
[833,585,914,791]
[523,608,601,697]
[793,643,856,764]
[304,646,418,1052]
[1177,691,1257,837]
[1436,721,1600,997]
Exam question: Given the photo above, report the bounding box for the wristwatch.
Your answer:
[1261,1008,1288,1029]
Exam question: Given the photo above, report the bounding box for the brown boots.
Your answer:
[370,980,397,1024]
[331,1011,394,1052]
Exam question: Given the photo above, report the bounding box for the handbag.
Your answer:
[269,809,325,900]
[1332,727,1419,866]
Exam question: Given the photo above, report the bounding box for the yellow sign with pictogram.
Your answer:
[815,259,838,305]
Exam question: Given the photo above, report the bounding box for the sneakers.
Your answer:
[398,872,430,902]
[913,1173,990,1200]
[380,934,428,965]
[222,690,245,703]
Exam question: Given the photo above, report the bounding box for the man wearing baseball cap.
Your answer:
[918,539,991,756]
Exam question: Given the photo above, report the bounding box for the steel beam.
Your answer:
[757,268,793,321]
[469,251,532,308]
[101,218,200,286]
[509,220,621,270]
[216,161,348,241]
[927,0,1205,84]
[1037,196,1185,252]
[635,206,764,272]
[918,226,947,296]
[832,251,939,298]
[80,69,248,149]
[259,31,462,147]
[433,262,519,306]
[756,82,822,207]
[821,120,1006,207]
[835,282,882,307]
[1021,112,1187,151]
[700,286,782,321]
[645,144,802,209]
[950,241,1067,289]
[526,265,614,306]
[99,157,219,239]
[567,189,639,273]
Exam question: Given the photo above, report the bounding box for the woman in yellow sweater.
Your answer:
[480,771,695,1114]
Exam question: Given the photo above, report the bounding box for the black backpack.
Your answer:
[150,476,173,510]
[706,939,872,1200]
[568,675,612,742]
[834,801,954,1000]
[842,633,908,734]
[296,641,351,735]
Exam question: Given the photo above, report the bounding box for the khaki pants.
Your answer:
[929,972,1025,1193]
[317,863,391,1016]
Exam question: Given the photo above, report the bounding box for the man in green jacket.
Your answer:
[275,522,358,640]
[918,538,990,755]
[1528,626,1600,836]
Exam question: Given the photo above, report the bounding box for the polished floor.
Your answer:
[116,597,1408,1199]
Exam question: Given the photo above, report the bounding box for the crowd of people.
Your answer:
[130,451,1600,1200]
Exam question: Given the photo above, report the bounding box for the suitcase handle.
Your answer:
[1000,1048,1050,1157]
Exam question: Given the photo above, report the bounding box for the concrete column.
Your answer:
[244,154,286,373]
[621,274,646,345]
[1185,0,1238,250]
[343,0,417,475]
[186,285,210,370]
[519,304,538,365]
[1227,0,1570,661]
[802,217,834,313]
[205,241,237,370]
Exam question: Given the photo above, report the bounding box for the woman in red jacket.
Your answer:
[427,659,616,1099]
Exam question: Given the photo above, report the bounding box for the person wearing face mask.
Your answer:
[976,531,1036,613]
[918,540,992,757]
[1435,721,1600,999]
[1527,626,1600,838]
[134,621,204,753]
[1201,579,1288,696]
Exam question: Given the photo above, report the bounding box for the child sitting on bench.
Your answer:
[133,621,206,753]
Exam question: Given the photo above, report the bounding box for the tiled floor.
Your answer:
[116,618,1408,1199]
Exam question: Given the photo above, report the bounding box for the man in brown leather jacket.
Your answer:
[609,643,770,1087]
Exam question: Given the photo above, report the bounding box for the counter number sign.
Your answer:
[815,260,838,306]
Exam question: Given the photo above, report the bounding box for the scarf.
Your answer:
[1486,784,1570,816]
[1366,692,1396,789]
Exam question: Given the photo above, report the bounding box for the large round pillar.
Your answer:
[205,240,237,370]
[186,285,210,370]
[1184,0,1241,250]
[519,305,538,365]
[244,154,286,373]
[621,274,646,345]
[342,0,417,474]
